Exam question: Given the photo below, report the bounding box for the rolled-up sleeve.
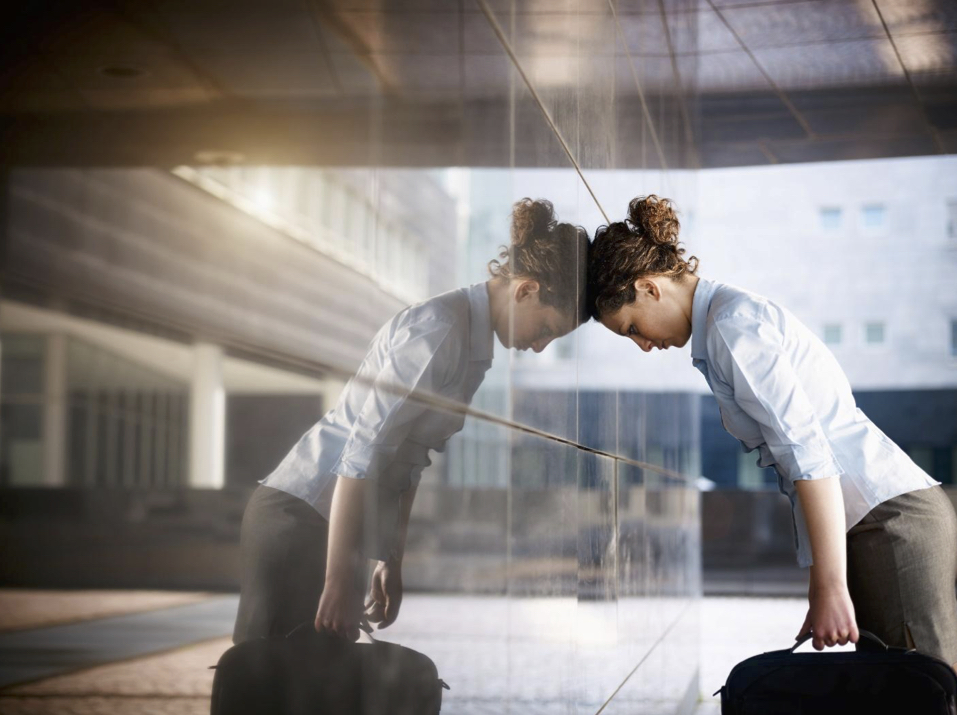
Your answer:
[332,318,456,484]
[709,314,843,484]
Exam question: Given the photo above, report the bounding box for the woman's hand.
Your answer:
[317,475,368,641]
[796,582,860,650]
[315,578,364,641]
[365,558,403,629]
[792,477,858,651]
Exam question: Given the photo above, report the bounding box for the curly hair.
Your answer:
[488,198,592,324]
[587,195,698,320]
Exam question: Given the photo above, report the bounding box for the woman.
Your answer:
[233,198,590,644]
[587,194,957,668]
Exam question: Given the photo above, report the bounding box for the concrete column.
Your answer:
[188,342,225,489]
[42,333,68,486]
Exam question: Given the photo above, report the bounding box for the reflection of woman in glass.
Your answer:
[233,199,590,643]
[587,195,957,668]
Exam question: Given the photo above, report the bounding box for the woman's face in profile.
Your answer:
[598,278,692,352]
[495,280,577,353]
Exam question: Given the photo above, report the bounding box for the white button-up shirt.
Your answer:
[690,277,939,567]
[262,282,494,559]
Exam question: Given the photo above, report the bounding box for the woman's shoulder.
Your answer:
[701,284,793,361]
[399,286,470,328]
[379,286,471,353]
[708,282,776,326]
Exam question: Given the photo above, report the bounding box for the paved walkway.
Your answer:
[0,596,238,688]
[0,590,212,634]
[0,590,837,714]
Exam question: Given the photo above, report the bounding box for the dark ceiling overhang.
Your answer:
[2,0,955,169]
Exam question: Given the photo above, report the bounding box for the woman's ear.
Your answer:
[633,278,661,301]
[514,279,541,303]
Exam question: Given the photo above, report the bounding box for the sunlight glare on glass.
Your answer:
[252,188,274,212]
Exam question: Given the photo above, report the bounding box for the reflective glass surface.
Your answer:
[0,1,702,712]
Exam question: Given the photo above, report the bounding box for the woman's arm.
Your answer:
[315,475,367,641]
[365,482,418,629]
[394,481,418,563]
[793,476,860,650]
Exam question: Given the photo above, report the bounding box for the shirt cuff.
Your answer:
[784,443,844,482]
[332,446,388,482]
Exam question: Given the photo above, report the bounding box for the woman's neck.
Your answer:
[676,273,701,329]
[485,277,509,337]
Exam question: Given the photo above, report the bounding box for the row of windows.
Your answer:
[736,446,957,489]
[822,321,885,346]
[819,204,885,232]
[525,320,955,360]
[0,334,189,489]
[823,320,957,357]
[819,200,957,237]
[173,166,429,302]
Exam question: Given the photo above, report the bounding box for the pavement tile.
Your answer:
[0,695,210,714]
[0,590,213,634]
[0,597,238,689]
[4,637,230,697]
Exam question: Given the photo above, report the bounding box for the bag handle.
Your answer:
[790,629,904,653]
[286,619,376,643]
[283,621,450,691]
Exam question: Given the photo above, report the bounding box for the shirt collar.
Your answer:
[468,282,494,362]
[690,276,717,361]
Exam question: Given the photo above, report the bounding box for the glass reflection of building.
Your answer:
[0,166,456,490]
[0,155,704,709]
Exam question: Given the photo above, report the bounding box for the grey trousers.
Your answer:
[233,485,330,644]
[847,485,957,668]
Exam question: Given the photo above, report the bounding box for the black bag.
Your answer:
[210,623,449,715]
[714,629,957,715]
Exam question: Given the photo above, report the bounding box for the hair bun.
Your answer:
[511,198,556,247]
[627,194,680,247]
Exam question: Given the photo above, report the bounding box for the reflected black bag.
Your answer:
[210,623,448,715]
[715,630,957,715]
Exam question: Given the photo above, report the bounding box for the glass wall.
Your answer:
[0,1,702,712]
[371,2,703,713]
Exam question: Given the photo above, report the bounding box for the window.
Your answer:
[861,204,886,231]
[350,193,368,245]
[820,207,842,231]
[737,451,776,490]
[375,221,390,274]
[306,172,326,241]
[951,319,957,358]
[823,323,842,346]
[342,191,355,242]
[250,167,274,213]
[0,334,46,487]
[907,447,934,475]
[948,200,957,241]
[326,182,345,240]
[865,322,885,345]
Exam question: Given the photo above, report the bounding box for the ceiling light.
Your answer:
[98,64,149,79]
[194,149,247,166]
